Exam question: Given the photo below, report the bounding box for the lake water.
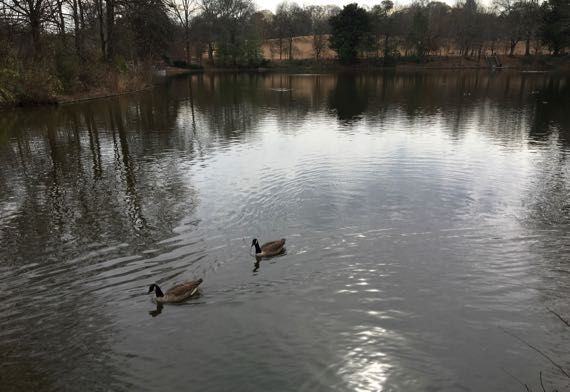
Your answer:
[1,71,569,392]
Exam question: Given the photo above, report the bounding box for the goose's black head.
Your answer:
[251,238,262,254]
[148,283,164,297]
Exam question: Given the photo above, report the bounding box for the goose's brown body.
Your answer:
[149,279,203,303]
[252,238,286,257]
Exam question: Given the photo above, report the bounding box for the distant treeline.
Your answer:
[0,0,568,104]
[263,0,570,64]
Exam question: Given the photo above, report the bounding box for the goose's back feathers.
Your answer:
[157,279,203,303]
[259,239,286,257]
[165,281,200,297]
[261,239,286,252]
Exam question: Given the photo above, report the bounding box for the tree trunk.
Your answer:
[208,42,214,65]
[464,44,470,58]
[288,37,293,60]
[57,0,65,41]
[97,0,106,59]
[186,40,191,65]
[509,39,517,57]
[383,34,390,58]
[279,38,282,60]
[376,34,380,58]
[105,0,115,61]
[55,0,65,44]
[185,31,191,64]
[79,0,85,30]
[534,37,540,55]
[30,16,42,62]
[197,46,202,65]
[313,34,320,61]
[184,8,191,65]
[73,0,82,59]
[525,36,530,56]
[230,31,237,66]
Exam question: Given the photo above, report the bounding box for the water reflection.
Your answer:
[251,251,287,274]
[0,87,201,390]
[0,70,569,392]
[149,302,164,317]
[328,74,370,122]
[253,258,261,273]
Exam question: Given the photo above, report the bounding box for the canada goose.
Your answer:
[148,278,203,303]
[251,238,286,257]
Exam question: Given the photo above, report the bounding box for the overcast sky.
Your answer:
[253,0,466,12]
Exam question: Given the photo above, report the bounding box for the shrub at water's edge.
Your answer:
[0,66,61,107]
[55,61,153,104]
[0,57,153,108]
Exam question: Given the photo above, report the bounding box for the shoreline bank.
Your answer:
[258,54,570,73]
[2,56,568,110]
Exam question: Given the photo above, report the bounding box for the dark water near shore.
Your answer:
[1,71,569,392]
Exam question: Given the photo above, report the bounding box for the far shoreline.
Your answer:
[2,56,568,110]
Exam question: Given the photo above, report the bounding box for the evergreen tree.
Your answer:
[329,3,371,63]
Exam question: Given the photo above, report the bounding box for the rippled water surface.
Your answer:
[1,71,570,391]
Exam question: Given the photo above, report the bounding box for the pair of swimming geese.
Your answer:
[148,238,286,303]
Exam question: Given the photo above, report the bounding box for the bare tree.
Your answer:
[124,0,174,60]
[68,0,86,59]
[0,0,57,60]
[370,0,396,58]
[189,14,211,63]
[273,3,286,60]
[275,2,310,61]
[454,0,479,57]
[519,0,542,55]
[405,3,429,59]
[200,0,256,65]
[167,0,198,64]
[93,0,115,60]
[306,5,328,61]
[494,0,525,56]
[105,0,115,60]
[92,0,116,60]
